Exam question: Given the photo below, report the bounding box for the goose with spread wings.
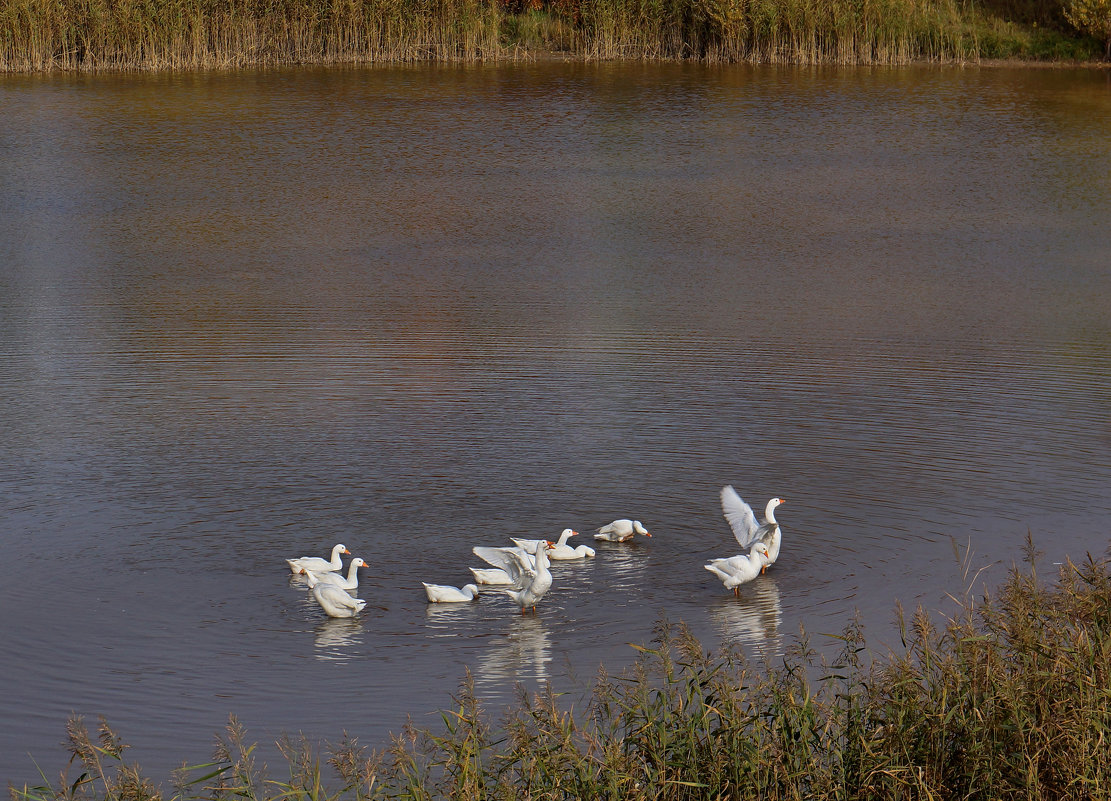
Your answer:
[472,542,554,614]
[720,486,785,572]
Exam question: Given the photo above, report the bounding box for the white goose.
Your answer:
[511,528,576,554]
[705,541,771,596]
[594,519,652,541]
[308,557,367,590]
[720,487,785,572]
[469,567,514,585]
[304,570,366,618]
[473,541,554,614]
[422,582,480,603]
[286,543,350,575]
[513,529,592,560]
[550,542,595,560]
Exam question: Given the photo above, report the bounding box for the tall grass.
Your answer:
[11,535,1111,800]
[0,0,1098,69]
[574,0,980,62]
[0,0,506,71]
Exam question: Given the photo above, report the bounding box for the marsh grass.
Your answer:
[12,535,1111,801]
[0,0,1100,69]
[0,0,506,71]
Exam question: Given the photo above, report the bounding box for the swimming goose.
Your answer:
[720,487,785,571]
[549,542,595,560]
[422,582,481,603]
[705,541,771,596]
[473,541,554,614]
[286,543,350,575]
[308,557,367,590]
[511,528,576,554]
[470,567,513,585]
[594,519,652,541]
[303,570,366,618]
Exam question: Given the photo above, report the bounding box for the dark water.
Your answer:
[1,62,1110,785]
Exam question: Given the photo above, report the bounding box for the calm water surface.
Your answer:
[1,62,1110,784]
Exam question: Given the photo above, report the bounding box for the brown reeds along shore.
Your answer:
[0,0,1105,71]
[13,536,1111,800]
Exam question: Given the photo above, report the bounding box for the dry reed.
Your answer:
[0,0,1096,70]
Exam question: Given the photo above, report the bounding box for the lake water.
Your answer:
[1,61,1109,786]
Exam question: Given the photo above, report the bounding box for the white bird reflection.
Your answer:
[471,614,552,694]
[592,541,648,595]
[708,577,783,660]
[313,618,364,662]
[424,599,482,630]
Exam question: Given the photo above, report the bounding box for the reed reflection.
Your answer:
[472,615,552,694]
[708,577,783,659]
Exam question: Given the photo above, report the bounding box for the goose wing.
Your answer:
[473,546,535,589]
[720,485,762,548]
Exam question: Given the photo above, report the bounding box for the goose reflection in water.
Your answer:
[708,578,783,659]
[424,598,482,630]
[592,542,648,596]
[472,615,552,694]
[313,618,365,661]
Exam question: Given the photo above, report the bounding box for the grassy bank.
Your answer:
[12,536,1111,800]
[0,0,1103,70]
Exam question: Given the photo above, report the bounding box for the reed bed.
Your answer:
[12,535,1111,801]
[0,0,1097,69]
[573,0,979,62]
[0,0,506,71]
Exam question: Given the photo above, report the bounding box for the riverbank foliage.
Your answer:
[12,537,1111,801]
[0,0,1104,70]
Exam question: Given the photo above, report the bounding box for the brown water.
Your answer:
[1,62,1110,785]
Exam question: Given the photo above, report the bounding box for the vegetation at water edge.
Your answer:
[0,0,1106,70]
[11,536,1111,800]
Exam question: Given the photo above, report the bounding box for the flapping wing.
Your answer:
[720,485,760,548]
[473,546,534,588]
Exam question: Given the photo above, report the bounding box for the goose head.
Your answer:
[632,520,652,537]
[535,540,556,567]
[556,528,577,545]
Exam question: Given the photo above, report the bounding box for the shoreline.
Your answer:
[3,51,1109,76]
